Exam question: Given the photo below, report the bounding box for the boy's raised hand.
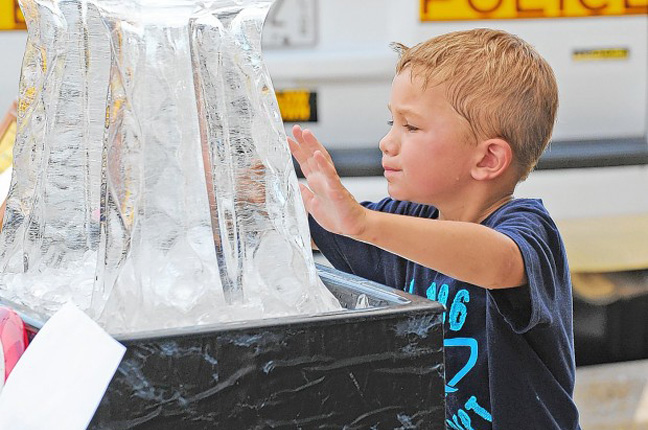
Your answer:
[288,125,367,237]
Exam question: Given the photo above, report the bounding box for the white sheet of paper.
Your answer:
[0,303,126,429]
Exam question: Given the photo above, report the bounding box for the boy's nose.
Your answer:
[379,134,398,156]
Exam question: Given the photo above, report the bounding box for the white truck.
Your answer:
[261,0,648,220]
[1,0,647,219]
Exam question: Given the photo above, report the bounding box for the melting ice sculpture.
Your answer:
[0,0,341,334]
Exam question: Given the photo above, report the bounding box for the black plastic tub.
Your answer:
[573,270,648,366]
[5,265,446,429]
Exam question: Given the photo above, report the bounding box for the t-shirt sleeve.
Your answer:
[309,198,437,286]
[309,215,390,284]
[488,201,570,334]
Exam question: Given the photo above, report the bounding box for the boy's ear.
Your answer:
[471,138,513,181]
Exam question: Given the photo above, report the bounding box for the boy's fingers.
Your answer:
[288,137,313,176]
[292,126,333,166]
[292,125,305,146]
[291,126,335,184]
[291,126,314,161]
[287,137,305,163]
[297,128,320,154]
[303,151,345,201]
[314,151,341,187]
[301,129,333,163]
[298,183,316,213]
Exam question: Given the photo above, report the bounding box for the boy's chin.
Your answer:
[386,185,400,201]
[386,186,409,203]
[387,186,433,206]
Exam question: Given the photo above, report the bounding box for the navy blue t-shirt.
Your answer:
[310,198,581,429]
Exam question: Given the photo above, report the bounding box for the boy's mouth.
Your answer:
[382,163,400,172]
[382,164,401,178]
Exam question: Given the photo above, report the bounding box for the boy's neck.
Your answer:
[436,188,515,224]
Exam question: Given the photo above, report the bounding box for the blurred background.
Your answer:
[1,1,647,427]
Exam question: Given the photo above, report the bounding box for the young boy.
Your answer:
[289,29,581,429]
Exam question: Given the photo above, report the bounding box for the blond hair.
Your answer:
[394,28,558,181]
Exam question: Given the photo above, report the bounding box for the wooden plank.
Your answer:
[557,215,648,273]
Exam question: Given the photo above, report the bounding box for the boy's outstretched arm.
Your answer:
[289,125,526,290]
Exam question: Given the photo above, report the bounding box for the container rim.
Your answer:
[0,264,444,342]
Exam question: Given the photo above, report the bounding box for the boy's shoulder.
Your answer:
[489,197,547,215]
[484,198,566,258]
[483,198,556,228]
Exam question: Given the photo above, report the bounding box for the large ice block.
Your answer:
[0,0,341,334]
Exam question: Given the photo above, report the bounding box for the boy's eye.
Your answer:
[405,124,419,132]
[387,120,394,126]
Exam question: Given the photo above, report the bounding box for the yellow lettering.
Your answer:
[276,91,312,122]
[467,0,503,14]
[14,0,25,24]
[624,0,648,13]
[516,0,545,16]
[579,0,608,11]
[573,48,630,61]
[420,0,647,20]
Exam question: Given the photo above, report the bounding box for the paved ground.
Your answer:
[575,359,648,430]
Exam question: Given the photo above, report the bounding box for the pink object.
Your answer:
[0,307,29,381]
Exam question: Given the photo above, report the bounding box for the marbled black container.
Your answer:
[16,265,446,429]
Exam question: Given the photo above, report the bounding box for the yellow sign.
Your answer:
[0,0,26,30]
[421,0,648,20]
[573,47,630,61]
[276,90,318,123]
